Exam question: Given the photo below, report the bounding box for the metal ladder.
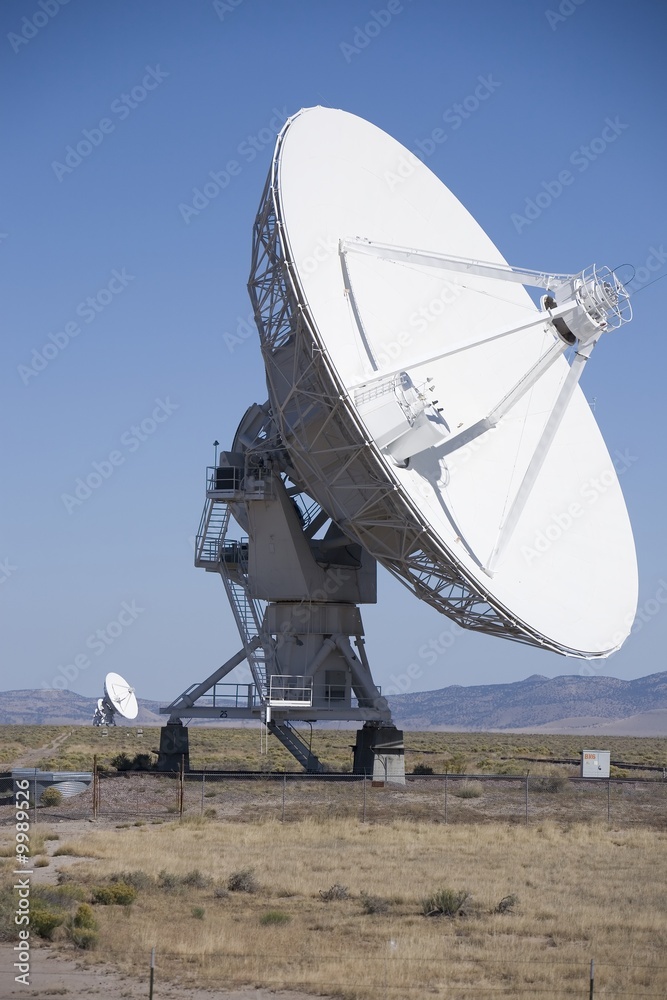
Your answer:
[194,495,271,698]
[194,497,229,568]
[219,544,271,699]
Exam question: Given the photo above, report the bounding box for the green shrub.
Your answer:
[110,882,137,905]
[91,886,114,904]
[454,781,483,799]
[204,807,217,818]
[109,751,153,771]
[92,883,137,905]
[157,870,179,891]
[496,762,525,776]
[36,884,86,905]
[181,869,212,888]
[70,927,98,949]
[154,869,212,891]
[412,764,434,775]
[422,888,470,917]
[533,774,566,793]
[227,869,259,893]
[110,870,153,890]
[443,754,467,774]
[260,910,291,925]
[0,888,18,941]
[31,905,64,939]
[72,903,97,929]
[40,786,63,807]
[110,753,133,771]
[191,906,205,920]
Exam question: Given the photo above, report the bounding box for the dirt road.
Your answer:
[0,943,325,1000]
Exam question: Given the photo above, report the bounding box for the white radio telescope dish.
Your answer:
[250,106,637,658]
[92,672,138,725]
[105,672,139,719]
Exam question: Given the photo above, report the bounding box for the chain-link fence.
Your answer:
[5,770,666,827]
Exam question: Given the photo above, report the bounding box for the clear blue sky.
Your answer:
[2,0,666,704]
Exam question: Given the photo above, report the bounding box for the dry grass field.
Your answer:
[2,723,666,775]
[1,815,666,999]
[1,726,666,998]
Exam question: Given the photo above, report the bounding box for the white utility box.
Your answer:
[580,750,611,778]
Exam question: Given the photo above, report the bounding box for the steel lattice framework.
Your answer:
[247,149,570,656]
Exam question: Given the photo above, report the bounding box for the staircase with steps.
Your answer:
[194,497,230,569]
[195,495,271,698]
[267,720,324,773]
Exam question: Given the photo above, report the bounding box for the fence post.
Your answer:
[444,770,448,825]
[589,958,595,999]
[525,771,529,825]
[149,946,156,1000]
[362,774,367,824]
[607,779,610,824]
[281,771,286,823]
[201,772,205,816]
[93,755,98,820]
[179,755,184,818]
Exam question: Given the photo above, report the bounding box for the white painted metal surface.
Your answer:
[581,750,611,777]
[253,106,637,658]
[104,672,138,720]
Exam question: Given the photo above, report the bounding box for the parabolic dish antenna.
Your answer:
[92,672,138,725]
[249,106,637,658]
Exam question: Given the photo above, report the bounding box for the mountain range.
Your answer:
[389,671,667,735]
[1,672,666,734]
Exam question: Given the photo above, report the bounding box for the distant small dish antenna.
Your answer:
[92,671,138,726]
